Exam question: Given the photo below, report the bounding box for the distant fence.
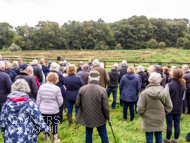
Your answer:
[6,57,190,70]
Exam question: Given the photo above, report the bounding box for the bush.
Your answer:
[7,43,22,51]
[147,39,158,49]
[183,40,190,49]
[157,42,166,49]
[176,37,186,48]
[115,43,122,50]
[185,34,190,41]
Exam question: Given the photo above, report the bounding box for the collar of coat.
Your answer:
[146,83,161,89]
[89,80,99,85]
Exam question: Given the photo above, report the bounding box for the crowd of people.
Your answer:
[0,55,190,143]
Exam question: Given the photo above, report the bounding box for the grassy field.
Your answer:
[0,93,190,143]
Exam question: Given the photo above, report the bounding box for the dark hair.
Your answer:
[172,67,185,85]
[163,66,169,74]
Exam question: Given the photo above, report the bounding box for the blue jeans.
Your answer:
[145,132,162,143]
[86,124,109,143]
[67,101,78,115]
[166,114,181,140]
[107,87,118,109]
[123,101,135,121]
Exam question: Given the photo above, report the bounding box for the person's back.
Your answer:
[5,69,17,82]
[32,65,43,83]
[78,70,89,85]
[137,71,148,89]
[11,65,20,75]
[108,69,120,88]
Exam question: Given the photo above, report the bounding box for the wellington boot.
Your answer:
[67,114,73,127]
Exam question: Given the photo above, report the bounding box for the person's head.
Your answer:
[48,61,52,67]
[88,59,92,63]
[63,67,67,73]
[163,66,169,74]
[63,60,67,64]
[46,72,59,84]
[0,55,2,60]
[137,65,144,72]
[19,63,29,73]
[127,66,135,74]
[148,66,156,74]
[27,66,33,75]
[182,65,189,72]
[50,62,60,72]
[148,72,162,84]
[17,58,23,63]
[113,63,119,70]
[159,67,163,73]
[13,61,19,67]
[0,61,5,71]
[59,61,64,66]
[154,65,160,73]
[11,79,31,94]
[122,60,127,66]
[5,61,11,70]
[93,59,99,66]
[171,67,185,85]
[79,61,83,66]
[100,63,104,68]
[170,66,176,73]
[67,64,76,75]
[40,58,45,65]
[89,70,100,82]
[83,64,89,70]
[32,59,38,65]
[29,62,33,66]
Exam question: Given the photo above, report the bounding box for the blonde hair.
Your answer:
[5,61,11,70]
[13,61,19,67]
[127,66,135,74]
[46,72,59,84]
[27,66,33,75]
[67,64,76,75]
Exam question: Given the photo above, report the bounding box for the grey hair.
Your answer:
[122,60,127,65]
[182,65,189,72]
[33,59,38,65]
[93,59,100,66]
[11,79,31,94]
[137,65,144,72]
[148,72,162,84]
[148,66,155,73]
[100,63,104,68]
[0,61,5,69]
[50,62,60,72]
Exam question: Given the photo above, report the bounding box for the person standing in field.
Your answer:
[91,59,110,88]
[78,64,89,85]
[64,64,83,126]
[36,72,63,142]
[119,66,141,122]
[77,61,84,73]
[137,65,148,93]
[76,70,110,143]
[27,66,40,88]
[137,72,173,143]
[163,67,186,143]
[11,61,20,75]
[32,59,43,85]
[5,61,17,82]
[163,66,170,84]
[17,57,23,66]
[40,58,50,78]
[107,63,120,109]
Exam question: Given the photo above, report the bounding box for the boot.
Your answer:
[171,139,178,143]
[53,134,60,143]
[67,114,73,126]
[163,139,170,143]
[75,114,78,126]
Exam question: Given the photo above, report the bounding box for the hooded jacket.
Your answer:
[119,73,141,102]
[0,91,49,143]
[137,83,173,132]
[108,69,120,88]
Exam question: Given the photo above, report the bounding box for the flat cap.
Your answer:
[89,70,100,78]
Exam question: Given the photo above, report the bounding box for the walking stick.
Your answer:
[107,120,117,143]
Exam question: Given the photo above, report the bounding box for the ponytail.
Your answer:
[178,78,186,85]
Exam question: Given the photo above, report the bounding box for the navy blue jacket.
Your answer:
[64,74,83,101]
[0,70,12,102]
[119,73,141,102]
[55,71,66,98]
[5,69,17,82]
[42,65,50,77]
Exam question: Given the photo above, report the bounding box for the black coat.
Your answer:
[11,65,20,75]
[137,71,148,89]
[108,69,120,88]
[183,71,190,93]
[14,73,38,100]
[32,65,43,83]
[118,66,128,82]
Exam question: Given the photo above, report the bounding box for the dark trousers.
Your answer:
[42,113,59,134]
[145,132,162,143]
[186,92,190,113]
[123,101,135,121]
[86,124,109,143]
[107,87,118,109]
[0,102,5,114]
[166,114,181,140]
[59,104,64,123]
[67,101,78,115]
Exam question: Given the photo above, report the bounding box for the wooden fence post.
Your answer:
[134,62,135,67]
[104,61,106,69]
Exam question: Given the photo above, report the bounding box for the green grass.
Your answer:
[1,92,190,143]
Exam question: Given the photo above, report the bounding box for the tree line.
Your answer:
[0,16,190,51]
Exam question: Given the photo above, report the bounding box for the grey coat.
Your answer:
[76,81,110,128]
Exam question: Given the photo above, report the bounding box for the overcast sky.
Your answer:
[0,0,190,27]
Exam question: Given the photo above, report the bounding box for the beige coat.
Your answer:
[91,65,110,88]
[137,83,173,132]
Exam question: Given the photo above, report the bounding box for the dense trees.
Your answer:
[0,16,189,50]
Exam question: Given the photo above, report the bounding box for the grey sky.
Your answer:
[0,0,189,27]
